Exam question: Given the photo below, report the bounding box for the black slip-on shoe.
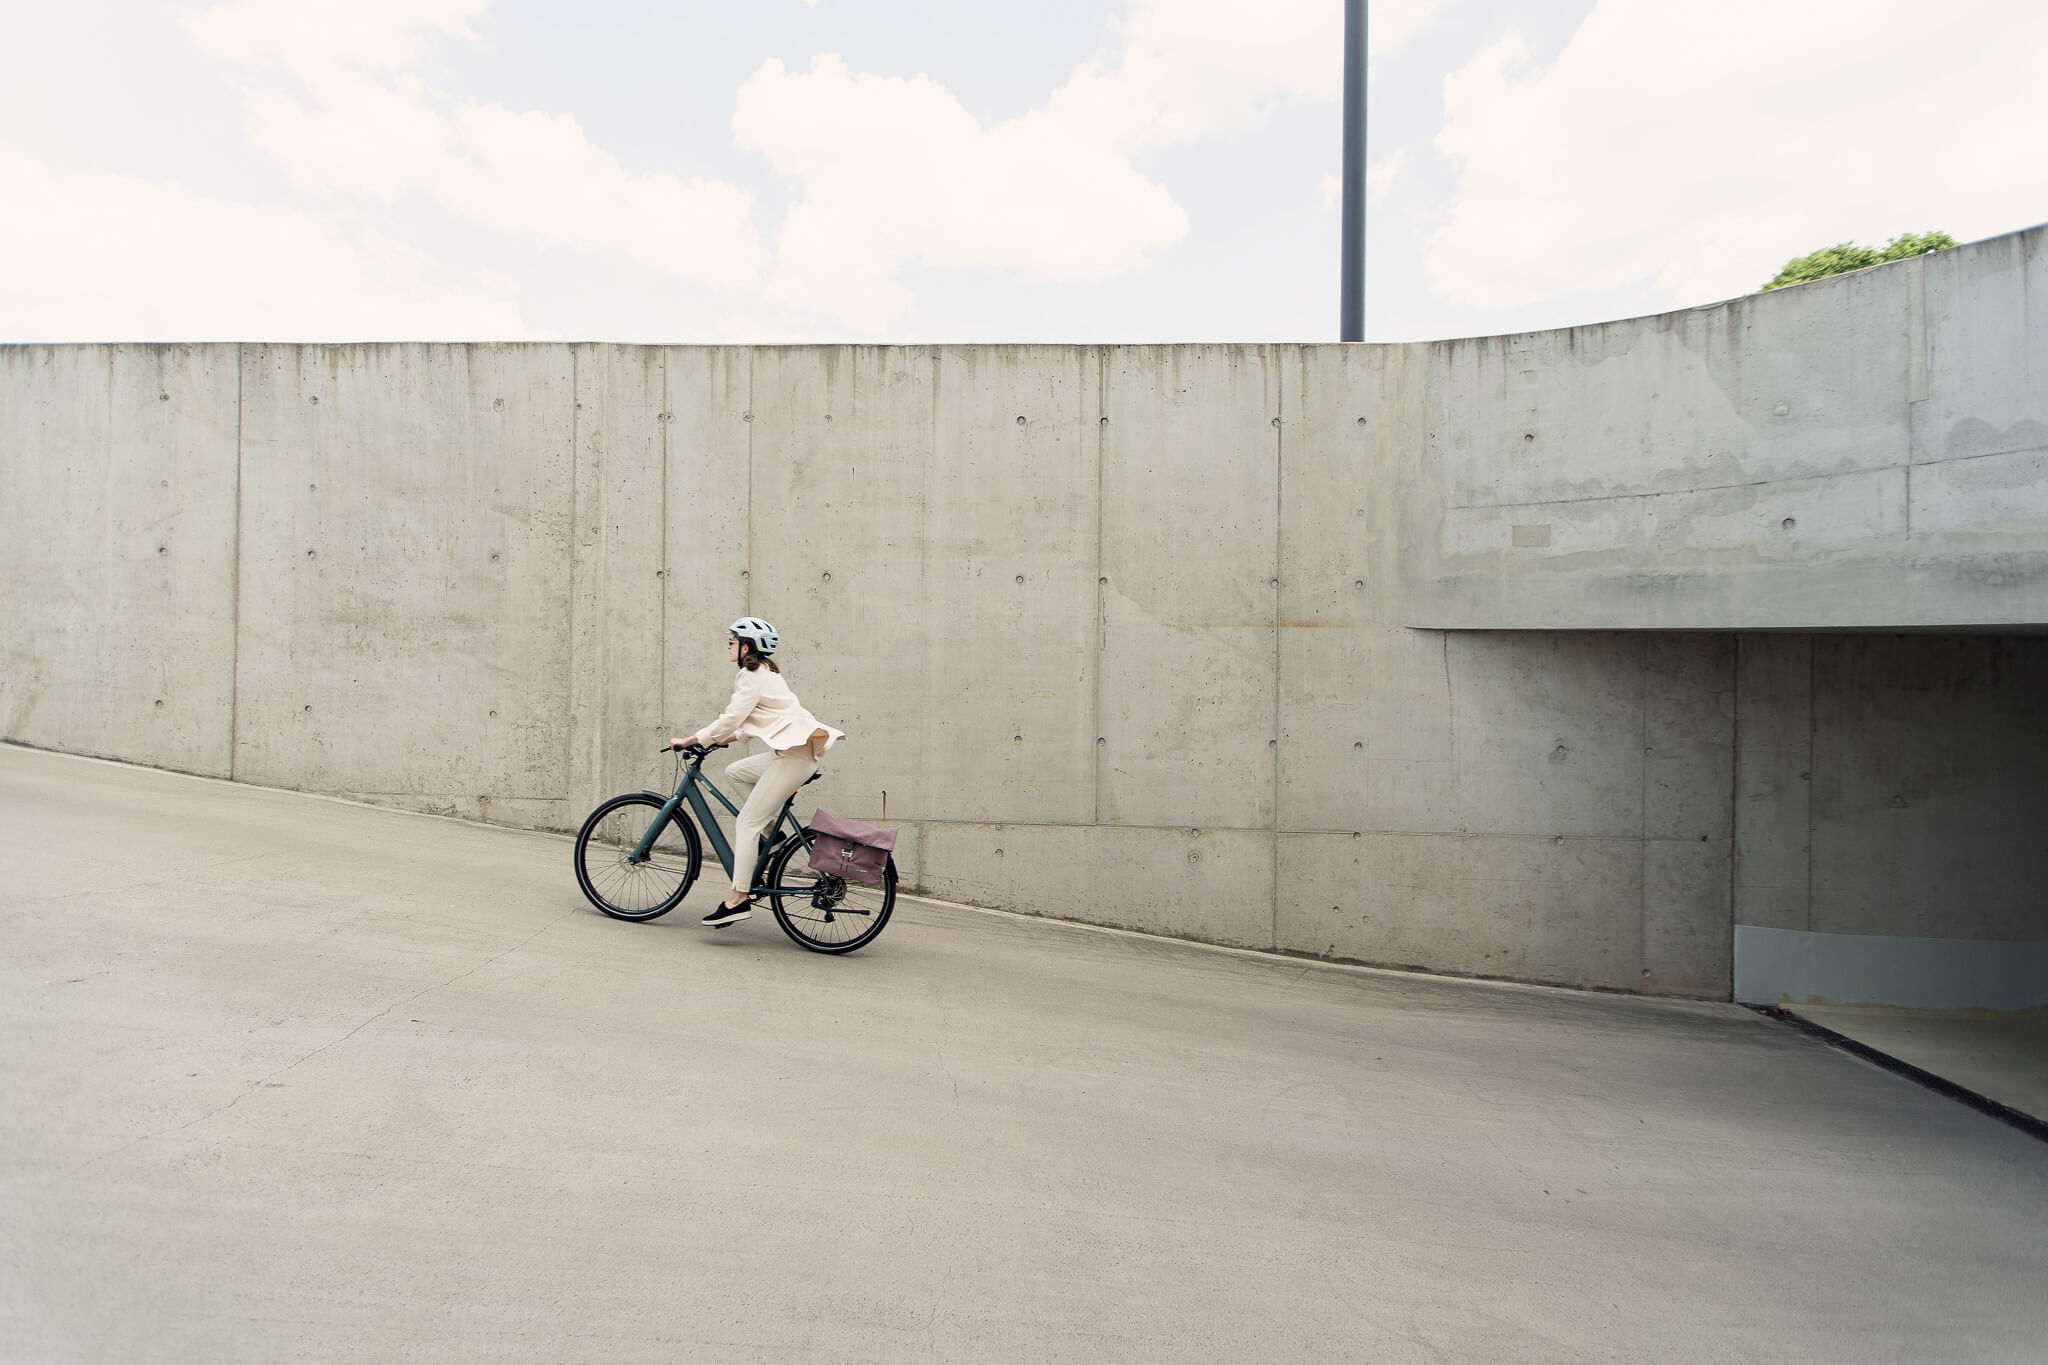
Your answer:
[702,902,752,927]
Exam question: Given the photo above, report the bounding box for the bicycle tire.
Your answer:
[574,792,702,921]
[764,835,895,954]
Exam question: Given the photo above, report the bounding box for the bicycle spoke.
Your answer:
[574,793,700,921]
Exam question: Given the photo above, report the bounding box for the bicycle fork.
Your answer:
[627,792,688,865]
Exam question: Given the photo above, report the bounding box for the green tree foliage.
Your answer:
[1761,231,1959,291]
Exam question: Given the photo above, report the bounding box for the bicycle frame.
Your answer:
[629,753,814,896]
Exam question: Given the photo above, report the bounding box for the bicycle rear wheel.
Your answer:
[765,835,895,954]
[574,792,701,921]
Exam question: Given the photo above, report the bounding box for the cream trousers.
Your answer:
[725,748,820,896]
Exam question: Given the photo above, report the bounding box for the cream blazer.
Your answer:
[691,667,844,757]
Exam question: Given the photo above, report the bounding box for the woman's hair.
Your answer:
[734,635,781,673]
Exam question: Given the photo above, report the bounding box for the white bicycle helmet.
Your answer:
[729,616,779,655]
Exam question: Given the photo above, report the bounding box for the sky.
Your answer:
[2,0,2044,345]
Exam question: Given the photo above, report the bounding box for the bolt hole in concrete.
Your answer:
[1016,415,1026,425]
[154,700,162,707]
[1356,416,1366,426]
[1012,735,1021,742]
[1271,417,1281,427]
[306,549,315,558]
[157,546,165,555]
[1773,401,1791,415]
[821,572,831,582]
[1524,432,1535,442]
[309,396,318,405]
[493,398,504,411]
[1783,518,1797,529]
[1015,575,1024,584]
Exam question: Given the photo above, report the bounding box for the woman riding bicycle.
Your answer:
[671,617,843,928]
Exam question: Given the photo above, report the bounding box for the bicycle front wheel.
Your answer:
[765,836,896,954]
[574,792,701,921]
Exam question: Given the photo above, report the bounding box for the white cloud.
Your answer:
[1048,0,1448,150]
[733,0,1449,332]
[1367,151,1406,199]
[0,146,537,341]
[184,0,768,287]
[182,0,486,75]
[1426,0,2048,312]
[734,55,1189,330]
[1371,0,1455,59]
[1044,0,1341,152]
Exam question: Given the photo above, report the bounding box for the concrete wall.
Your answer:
[1,345,239,776]
[6,227,2045,1002]
[1393,226,2048,630]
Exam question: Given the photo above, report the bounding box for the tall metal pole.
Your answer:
[1340,0,1368,341]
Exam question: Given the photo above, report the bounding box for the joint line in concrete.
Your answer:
[229,344,244,783]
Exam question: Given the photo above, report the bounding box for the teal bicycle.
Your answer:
[572,742,896,954]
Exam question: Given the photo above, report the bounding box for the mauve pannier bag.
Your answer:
[807,809,897,887]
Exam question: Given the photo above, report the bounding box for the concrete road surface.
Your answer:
[4,743,2044,1363]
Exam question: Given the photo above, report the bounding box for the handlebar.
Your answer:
[658,740,730,757]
